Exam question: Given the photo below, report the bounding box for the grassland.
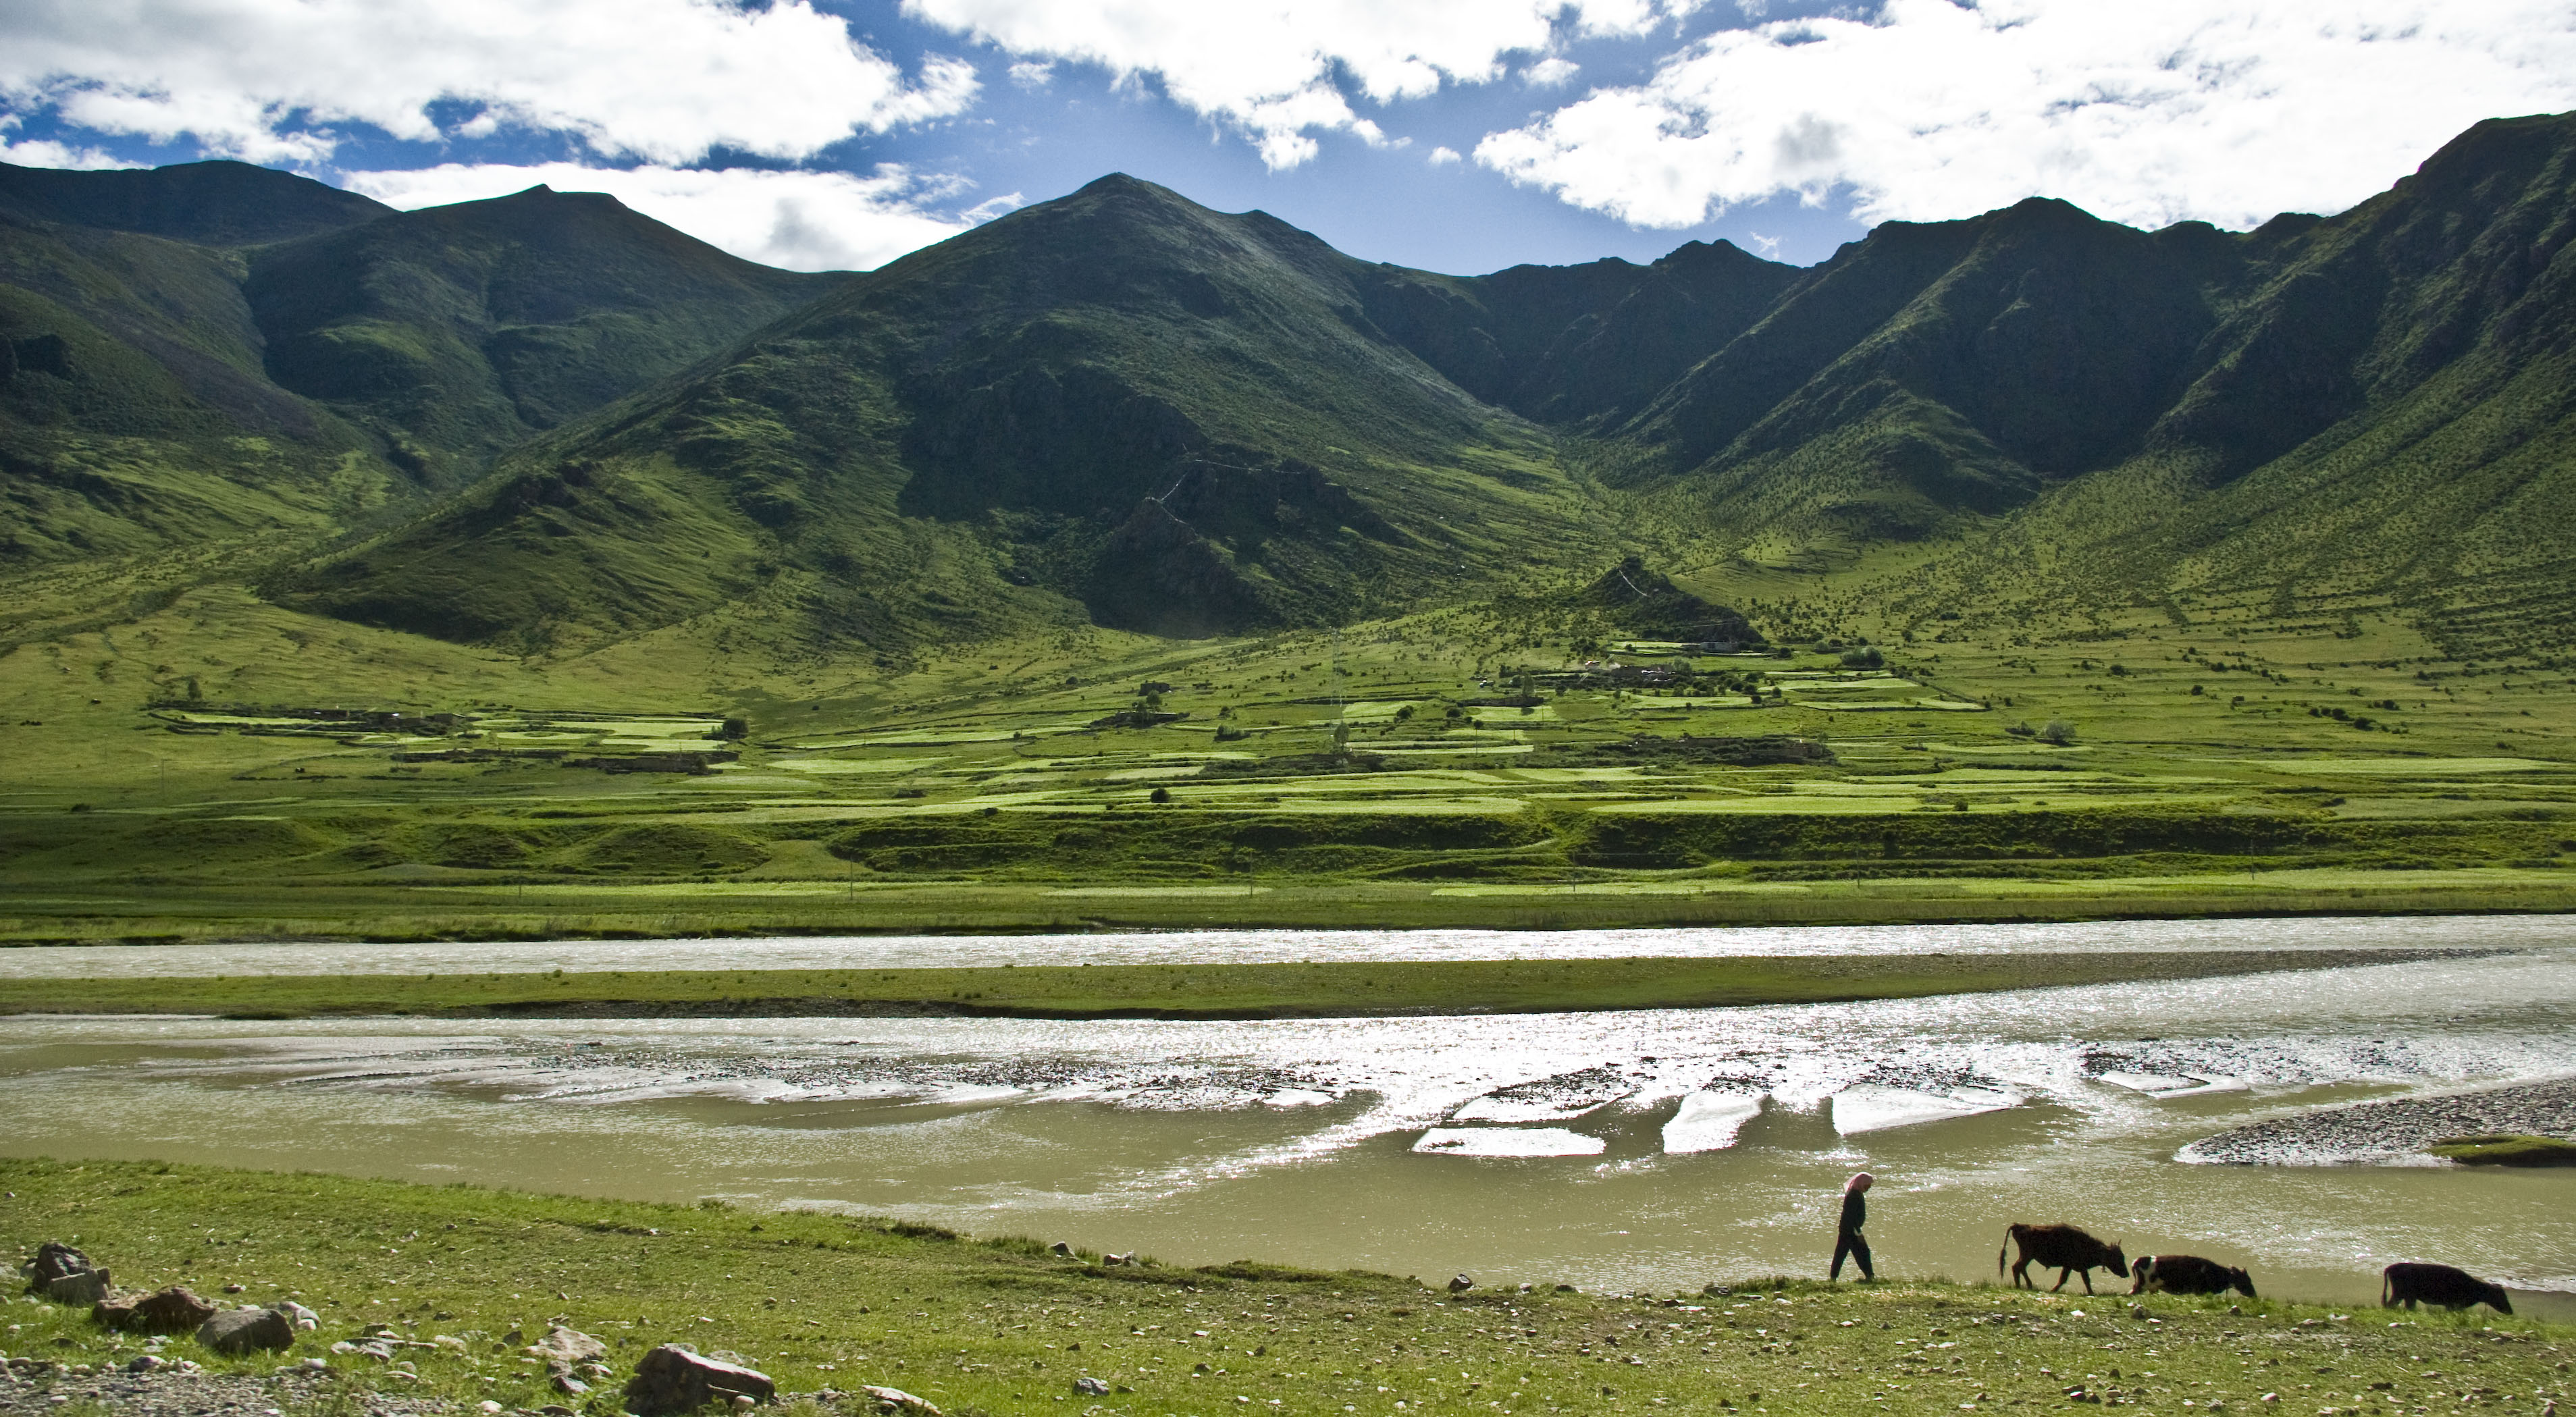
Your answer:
[3,554,2574,942]
[4,1158,2567,1417]
[0,948,2448,1021]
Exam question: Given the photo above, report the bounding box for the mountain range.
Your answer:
[4,112,2572,658]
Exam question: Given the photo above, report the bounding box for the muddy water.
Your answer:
[8,943,2576,1314]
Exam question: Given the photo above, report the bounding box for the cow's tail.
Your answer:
[1997,1226,2013,1279]
[2380,1271,2392,1308]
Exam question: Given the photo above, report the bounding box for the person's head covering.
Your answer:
[1845,1171,1874,1193]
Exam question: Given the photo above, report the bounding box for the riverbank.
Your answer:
[0,946,2490,1021]
[1,1157,2566,1417]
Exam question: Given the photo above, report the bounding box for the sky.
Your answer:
[3,1,2575,277]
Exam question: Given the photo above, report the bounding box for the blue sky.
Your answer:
[4,1,2572,276]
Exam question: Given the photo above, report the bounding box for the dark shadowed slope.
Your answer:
[0,159,391,246]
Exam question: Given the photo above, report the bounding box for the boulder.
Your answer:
[858,1385,941,1415]
[529,1324,608,1366]
[197,1306,296,1355]
[1448,1275,1474,1293]
[44,1270,112,1305]
[97,1286,218,1333]
[624,1345,774,1414]
[25,1242,93,1288]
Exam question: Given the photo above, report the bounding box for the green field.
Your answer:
[3,1158,2565,1417]
[2,573,2572,941]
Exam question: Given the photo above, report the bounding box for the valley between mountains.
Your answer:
[3,113,2575,936]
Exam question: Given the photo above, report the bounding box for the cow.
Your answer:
[2000,1223,2130,1293]
[2130,1254,2256,1298]
[2382,1262,2512,1314]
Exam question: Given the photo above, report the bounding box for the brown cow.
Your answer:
[2130,1254,2256,1298]
[2000,1223,2130,1293]
[2382,1262,2511,1314]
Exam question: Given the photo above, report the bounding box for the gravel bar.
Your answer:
[2179,1075,2576,1165]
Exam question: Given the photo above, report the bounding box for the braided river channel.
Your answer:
[5,915,2574,1314]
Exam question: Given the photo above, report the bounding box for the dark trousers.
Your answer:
[1831,1229,1873,1281]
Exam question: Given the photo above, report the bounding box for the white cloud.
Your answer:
[1475,0,2576,232]
[342,162,1003,272]
[1429,145,1463,166]
[902,0,1679,169]
[0,136,130,169]
[0,0,979,166]
[1009,60,1055,89]
[1524,57,1581,87]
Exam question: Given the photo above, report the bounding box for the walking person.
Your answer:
[1831,1171,1875,1281]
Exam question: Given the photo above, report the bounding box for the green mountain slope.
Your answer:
[245,186,843,482]
[1878,111,2576,652]
[0,168,849,585]
[282,174,1602,648]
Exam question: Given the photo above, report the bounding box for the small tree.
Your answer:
[2038,720,2076,745]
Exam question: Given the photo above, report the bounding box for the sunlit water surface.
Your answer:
[5,925,2574,1314]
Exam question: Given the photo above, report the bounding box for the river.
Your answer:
[4,917,2573,1314]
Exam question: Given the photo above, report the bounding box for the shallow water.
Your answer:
[3,911,2572,976]
[7,941,2575,1313]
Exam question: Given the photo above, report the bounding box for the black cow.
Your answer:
[2382,1262,2512,1314]
[2000,1223,2130,1293]
[2130,1254,2256,1298]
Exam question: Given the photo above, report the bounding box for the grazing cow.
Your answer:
[2382,1262,2513,1314]
[1999,1223,2130,1293]
[2130,1254,2257,1298]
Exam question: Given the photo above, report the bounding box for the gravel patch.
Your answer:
[2179,1075,2576,1165]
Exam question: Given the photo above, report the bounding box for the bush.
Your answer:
[1840,646,1885,669]
[2037,720,2076,745]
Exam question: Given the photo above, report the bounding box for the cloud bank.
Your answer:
[344,163,1009,272]
[1474,0,2576,231]
[0,0,976,165]
[901,0,1673,169]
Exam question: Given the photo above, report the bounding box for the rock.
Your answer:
[624,1344,775,1414]
[25,1242,93,1288]
[196,1306,296,1355]
[124,1354,166,1374]
[1049,1241,1075,1256]
[529,1323,608,1366]
[858,1384,941,1415]
[275,1301,319,1329]
[44,1270,112,1305]
[1102,1252,1135,1266]
[1075,1375,1111,1395]
[98,1286,218,1335]
[552,1370,591,1395]
[1449,1275,1474,1293]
